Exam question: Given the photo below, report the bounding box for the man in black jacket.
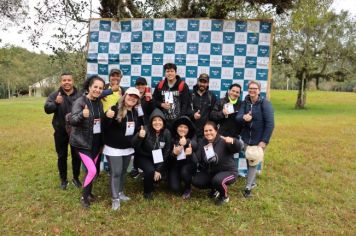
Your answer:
[190,73,217,142]
[44,72,82,190]
[152,63,190,131]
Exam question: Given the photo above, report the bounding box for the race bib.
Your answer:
[164,91,174,104]
[137,104,144,117]
[93,119,101,134]
[204,143,215,160]
[177,149,186,161]
[125,121,135,136]
[152,149,164,164]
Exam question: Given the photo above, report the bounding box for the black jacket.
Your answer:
[196,136,242,174]
[69,95,104,150]
[152,75,190,121]
[138,96,155,125]
[210,94,242,137]
[44,87,81,131]
[132,109,172,172]
[169,116,198,166]
[236,95,274,145]
[189,85,217,138]
[103,105,142,149]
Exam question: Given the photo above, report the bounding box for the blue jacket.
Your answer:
[236,95,274,145]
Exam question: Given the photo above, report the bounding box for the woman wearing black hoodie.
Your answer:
[192,121,243,205]
[132,109,172,200]
[168,116,198,199]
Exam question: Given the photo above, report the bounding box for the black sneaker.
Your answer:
[243,189,252,198]
[215,196,229,206]
[60,180,69,190]
[208,189,220,199]
[143,192,153,200]
[88,193,97,203]
[130,169,140,179]
[80,197,90,209]
[72,178,82,188]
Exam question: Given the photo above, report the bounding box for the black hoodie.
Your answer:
[132,109,172,172]
[152,75,190,122]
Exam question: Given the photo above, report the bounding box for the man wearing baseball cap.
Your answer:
[190,73,217,142]
[101,68,126,112]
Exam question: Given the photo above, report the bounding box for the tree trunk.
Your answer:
[295,71,307,109]
[315,77,320,90]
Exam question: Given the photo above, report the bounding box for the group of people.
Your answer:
[45,63,274,210]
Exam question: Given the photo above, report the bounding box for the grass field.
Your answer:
[0,90,355,235]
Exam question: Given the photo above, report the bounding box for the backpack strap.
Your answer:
[157,80,165,90]
[178,80,185,92]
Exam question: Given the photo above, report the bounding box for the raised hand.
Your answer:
[173,145,183,156]
[194,110,201,120]
[55,91,63,104]
[83,104,89,118]
[185,143,192,156]
[139,125,146,138]
[222,136,234,144]
[106,107,115,118]
[243,111,252,122]
[179,136,187,146]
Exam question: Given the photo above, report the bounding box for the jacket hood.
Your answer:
[149,108,166,129]
[172,116,196,139]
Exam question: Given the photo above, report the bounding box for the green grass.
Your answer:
[0,90,355,235]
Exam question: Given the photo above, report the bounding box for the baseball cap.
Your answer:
[109,68,122,76]
[125,87,140,97]
[198,73,209,82]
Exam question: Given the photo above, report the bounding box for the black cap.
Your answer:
[198,73,209,82]
[110,68,122,76]
[135,76,147,85]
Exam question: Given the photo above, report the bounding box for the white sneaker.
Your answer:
[112,199,120,211]
[118,192,131,201]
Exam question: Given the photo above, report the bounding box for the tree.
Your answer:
[275,0,356,108]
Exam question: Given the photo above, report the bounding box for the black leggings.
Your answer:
[136,155,159,194]
[192,171,237,197]
[54,129,81,181]
[168,162,196,193]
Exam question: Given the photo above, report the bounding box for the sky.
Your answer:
[0,0,355,54]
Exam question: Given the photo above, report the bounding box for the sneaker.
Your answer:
[243,189,252,198]
[88,193,97,203]
[72,178,82,188]
[80,197,90,209]
[208,189,220,199]
[215,196,229,206]
[60,180,69,190]
[118,192,131,201]
[182,189,191,200]
[143,192,153,200]
[112,199,120,211]
[129,169,140,179]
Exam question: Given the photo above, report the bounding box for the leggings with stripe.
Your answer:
[192,171,237,197]
[76,147,101,199]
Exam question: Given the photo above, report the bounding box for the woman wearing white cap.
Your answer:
[102,87,143,210]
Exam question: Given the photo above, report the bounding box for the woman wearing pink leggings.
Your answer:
[70,75,105,209]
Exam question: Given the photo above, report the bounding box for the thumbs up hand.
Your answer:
[83,104,89,118]
[55,91,63,104]
[179,136,187,146]
[139,125,146,138]
[173,145,183,156]
[106,107,115,118]
[243,110,252,122]
[194,110,201,120]
[185,143,192,156]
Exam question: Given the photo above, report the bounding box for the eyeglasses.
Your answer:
[248,87,259,90]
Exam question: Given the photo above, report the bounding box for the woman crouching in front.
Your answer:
[132,109,172,200]
[192,121,243,205]
[70,75,105,209]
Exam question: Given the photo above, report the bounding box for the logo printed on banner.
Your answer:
[131,31,142,42]
[211,32,223,43]
[258,45,270,57]
[176,31,187,42]
[257,57,269,69]
[247,21,260,33]
[111,21,120,32]
[260,22,272,33]
[120,32,131,42]
[221,79,233,90]
[198,55,210,67]
[90,32,99,42]
[154,31,164,42]
[256,69,268,80]
[120,43,131,54]
[223,32,235,44]
[152,54,163,65]
[188,20,199,31]
[234,56,246,68]
[98,64,108,74]
[120,65,131,75]
[236,21,247,32]
[164,43,175,54]
[221,68,233,79]
[164,31,176,42]
[187,31,199,42]
[211,20,223,31]
[131,43,142,53]
[223,21,235,32]
[187,43,199,54]
[200,31,211,43]
[259,33,271,45]
[100,21,111,31]
[108,54,119,61]
[175,42,187,54]
[245,56,257,68]
[198,43,210,55]
[222,56,234,67]
[132,20,142,31]
[131,54,142,65]
[176,19,188,31]
[235,44,247,56]
[175,54,186,65]
[142,43,153,54]
[186,66,198,78]
[165,19,176,31]
[234,68,245,79]
[247,33,259,44]
[121,21,131,32]
[211,44,222,55]
[247,44,258,57]
[98,42,109,53]
[90,20,100,31]
[200,20,211,31]
[99,31,110,42]
[110,32,121,43]
[210,67,221,79]
[143,19,153,30]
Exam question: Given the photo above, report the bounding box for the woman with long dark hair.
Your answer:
[70,75,105,209]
